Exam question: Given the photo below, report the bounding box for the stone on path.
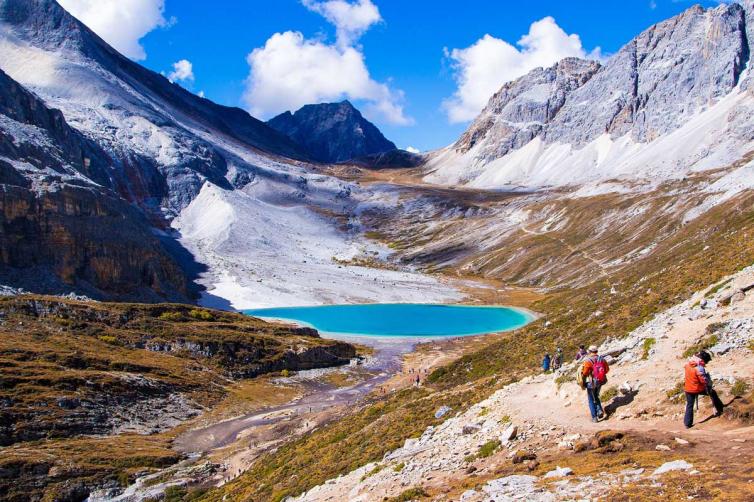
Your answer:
[655,444,671,451]
[544,466,574,478]
[653,460,693,475]
[674,437,689,445]
[435,406,452,419]
[500,424,518,443]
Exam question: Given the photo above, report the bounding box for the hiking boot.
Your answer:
[592,417,599,423]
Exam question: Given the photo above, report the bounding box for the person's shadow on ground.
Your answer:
[698,397,739,424]
[605,389,639,417]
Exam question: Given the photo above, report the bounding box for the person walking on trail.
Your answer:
[684,350,724,428]
[542,353,551,373]
[414,374,420,387]
[575,345,587,361]
[579,345,609,422]
[552,348,563,370]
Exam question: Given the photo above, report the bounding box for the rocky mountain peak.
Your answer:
[444,1,754,183]
[268,101,396,163]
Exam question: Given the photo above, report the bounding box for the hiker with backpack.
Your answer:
[552,348,563,370]
[575,345,587,361]
[542,353,551,373]
[578,345,609,422]
[684,350,724,428]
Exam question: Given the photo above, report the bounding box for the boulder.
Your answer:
[544,466,574,478]
[653,460,693,475]
[500,424,518,443]
[511,450,537,464]
[462,424,481,435]
[435,406,452,419]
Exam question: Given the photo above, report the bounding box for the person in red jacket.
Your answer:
[684,350,724,428]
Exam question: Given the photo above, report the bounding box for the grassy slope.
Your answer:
[205,190,754,502]
[0,297,354,501]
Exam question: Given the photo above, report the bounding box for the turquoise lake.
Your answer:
[243,303,533,338]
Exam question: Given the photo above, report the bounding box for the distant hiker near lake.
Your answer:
[552,348,563,370]
[684,350,724,428]
[578,345,609,422]
[542,353,551,373]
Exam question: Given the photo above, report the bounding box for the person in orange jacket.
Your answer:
[684,350,724,428]
[580,345,609,422]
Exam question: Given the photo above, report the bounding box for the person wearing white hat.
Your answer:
[579,345,610,422]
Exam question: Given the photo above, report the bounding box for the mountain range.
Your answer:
[1,0,754,306]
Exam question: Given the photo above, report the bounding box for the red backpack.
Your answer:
[591,356,608,385]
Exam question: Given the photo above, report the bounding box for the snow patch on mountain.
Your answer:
[425,88,754,197]
[173,182,461,309]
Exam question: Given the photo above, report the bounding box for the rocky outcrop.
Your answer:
[449,2,754,174]
[268,101,396,163]
[0,296,357,446]
[350,148,425,169]
[455,58,600,158]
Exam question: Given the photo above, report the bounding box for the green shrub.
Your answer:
[477,439,501,459]
[158,311,183,322]
[706,278,733,298]
[602,386,618,402]
[188,309,215,321]
[393,462,405,473]
[732,380,750,398]
[682,334,719,358]
[555,371,571,389]
[116,471,130,487]
[98,335,119,345]
[666,381,685,403]
[280,369,290,378]
[389,487,428,501]
[360,464,384,481]
[641,338,656,360]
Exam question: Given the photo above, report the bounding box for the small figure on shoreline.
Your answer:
[551,348,563,370]
[684,350,724,428]
[542,353,551,373]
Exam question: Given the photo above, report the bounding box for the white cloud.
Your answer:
[243,1,411,126]
[302,0,382,47]
[405,146,420,153]
[167,59,194,83]
[442,17,601,123]
[58,0,170,60]
[198,90,205,98]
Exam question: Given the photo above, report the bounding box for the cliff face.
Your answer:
[0,67,190,300]
[0,183,191,301]
[268,101,397,163]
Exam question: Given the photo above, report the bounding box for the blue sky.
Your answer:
[60,0,727,151]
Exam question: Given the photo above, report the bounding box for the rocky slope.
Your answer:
[425,2,754,192]
[0,296,355,500]
[288,266,754,501]
[0,67,191,301]
[268,101,397,163]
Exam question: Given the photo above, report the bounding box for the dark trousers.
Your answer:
[684,390,724,427]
